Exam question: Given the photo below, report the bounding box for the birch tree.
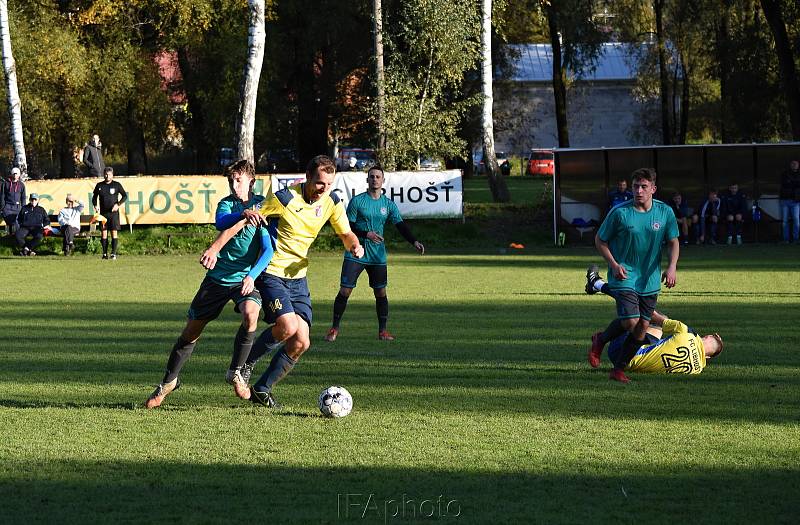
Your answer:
[0,1,27,178]
[481,0,509,202]
[235,0,266,165]
[373,0,386,151]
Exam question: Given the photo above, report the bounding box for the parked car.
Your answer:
[527,149,554,177]
[259,149,300,173]
[336,148,376,171]
[419,156,442,171]
[472,148,509,174]
[218,147,235,168]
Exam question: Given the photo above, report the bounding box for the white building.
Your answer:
[494,43,654,154]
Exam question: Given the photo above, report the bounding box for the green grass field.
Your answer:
[1,245,799,523]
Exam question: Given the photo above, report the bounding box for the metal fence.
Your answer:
[554,143,800,245]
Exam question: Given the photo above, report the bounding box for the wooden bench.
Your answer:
[48,214,100,237]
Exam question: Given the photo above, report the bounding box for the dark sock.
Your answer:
[621,335,646,366]
[101,237,108,254]
[727,220,734,238]
[162,337,196,383]
[710,222,718,240]
[600,283,611,295]
[376,296,389,331]
[253,349,297,392]
[247,327,278,366]
[111,237,118,254]
[692,223,700,239]
[230,325,256,370]
[600,318,625,344]
[735,220,743,236]
[332,292,349,329]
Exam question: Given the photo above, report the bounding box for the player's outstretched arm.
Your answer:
[338,231,364,258]
[200,220,247,270]
[395,221,424,254]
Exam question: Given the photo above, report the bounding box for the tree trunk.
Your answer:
[679,53,690,144]
[547,6,569,148]
[760,0,800,140]
[126,99,148,175]
[373,0,386,151]
[717,0,734,143]
[481,0,509,202]
[177,46,217,172]
[655,0,672,145]
[235,0,266,165]
[0,1,27,178]
[57,129,74,179]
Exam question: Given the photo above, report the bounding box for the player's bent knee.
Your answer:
[274,314,299,340]
[620,318,637,331]
[339,287,353,298]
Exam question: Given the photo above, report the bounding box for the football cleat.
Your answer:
[225,369,251,400]
[588,331,604,368]
[101,254,109,260]
[378,330,395,341]
[324,327,338,342]
[585,264,601,295]
[110,254,117,260]
[609,368,630,384]
[250,388,282,409]
[240,361,255,385]
[145,378,181,409]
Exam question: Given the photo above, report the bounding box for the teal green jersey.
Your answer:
[344,192,402,265]
[597,199,679,294]
[207,194,265,285]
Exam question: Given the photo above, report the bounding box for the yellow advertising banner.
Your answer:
[25,175,272,224]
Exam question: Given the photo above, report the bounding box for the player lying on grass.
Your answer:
[585,265,723,381]
[145,160,275,408]
[203,155,364,409]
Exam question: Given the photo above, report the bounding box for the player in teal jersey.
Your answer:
[324,166,424,342]
[589,168,680,383]
[145,160,275,408]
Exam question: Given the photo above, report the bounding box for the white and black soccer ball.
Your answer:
[318,386,353,418]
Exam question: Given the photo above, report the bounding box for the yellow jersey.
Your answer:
[627,319,707,374]
[257,183,350,278]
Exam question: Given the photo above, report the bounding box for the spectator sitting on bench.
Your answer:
[720,183,747,245]
[57,193,84,256]
[692,189,721,245]
[669,191,690,245]
[16,193,48,256]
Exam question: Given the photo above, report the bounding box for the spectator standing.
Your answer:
[608,179,633,210]
[720,183,747,245]
[692,190,721,245]
[779,160,800,243]
[669,192,690,245]
[83,134,105,178]
[0,167,25,235]
[15,193,48,256]
[57,194,84,255]
[92,166,127,259]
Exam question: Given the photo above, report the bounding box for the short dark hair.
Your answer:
[104,166,114,175]
[367,165,385,177]
[631,167,657,184]
[306,155,336,179]
[224,159,255,181]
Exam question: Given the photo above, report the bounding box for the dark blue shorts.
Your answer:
[340,259,387,289]
[255,273,312,327]
[607,333,660,368]
[614,291,658,321]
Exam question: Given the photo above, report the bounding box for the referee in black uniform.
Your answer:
[92,166,128,259]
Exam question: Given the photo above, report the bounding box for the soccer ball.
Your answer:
[318,386,353,418]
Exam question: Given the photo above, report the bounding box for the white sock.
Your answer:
[593,279,606,292]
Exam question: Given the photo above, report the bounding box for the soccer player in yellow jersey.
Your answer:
[606,317,723,375]
[204,155,364,408]
[586,266,723,380]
